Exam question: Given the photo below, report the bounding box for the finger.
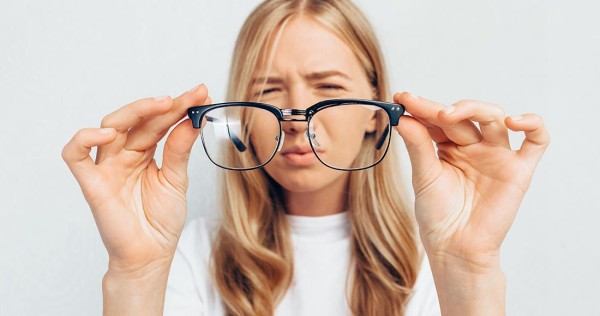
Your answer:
[62,128,117,185]
[161,119,202,192]
[394,92,482,146]
[395,115,443,189]
[438,99,510,148]
[97,96,174,162]
[412,115,451,143]
[505,114,550,165]
[124,84,209,151]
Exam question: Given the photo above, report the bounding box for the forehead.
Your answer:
[260,15,365,78]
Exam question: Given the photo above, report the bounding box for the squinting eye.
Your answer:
[319,84,343,90]
[254,88,280,97]
[262,88,280,94]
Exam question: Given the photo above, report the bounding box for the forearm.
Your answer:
[102,263,171,316]
[429,257,506,316]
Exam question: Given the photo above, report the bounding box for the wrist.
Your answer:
[106,256,174,279]
[102,260,173,316]
[103,265,171,294]
[427,253,506,316]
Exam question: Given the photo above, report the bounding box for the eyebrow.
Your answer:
[251,70,351,85]
[305,70,351,81]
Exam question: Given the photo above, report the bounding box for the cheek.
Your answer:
[246,111,281,163]
[315,108,375,148]
[311,108,381,169]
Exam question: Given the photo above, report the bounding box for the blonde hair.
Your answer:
[212,0,420,315]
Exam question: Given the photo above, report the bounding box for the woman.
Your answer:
[62,0,549,315]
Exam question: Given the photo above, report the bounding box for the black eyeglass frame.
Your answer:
[187,98,405,171]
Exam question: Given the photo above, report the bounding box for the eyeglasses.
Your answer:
[187,98,405,171]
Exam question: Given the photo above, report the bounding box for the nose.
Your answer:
[280,89,312,135]
[281,120,307,134]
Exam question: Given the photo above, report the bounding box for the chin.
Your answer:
[264,163,348,194]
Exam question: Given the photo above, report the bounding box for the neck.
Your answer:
[283,173,349,217]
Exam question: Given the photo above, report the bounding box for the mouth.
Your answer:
[280,145,323,167]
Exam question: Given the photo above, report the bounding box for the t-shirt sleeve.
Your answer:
[163,218,215,316]
[404,255,442,316]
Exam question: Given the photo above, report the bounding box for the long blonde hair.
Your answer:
[212,0,420,315]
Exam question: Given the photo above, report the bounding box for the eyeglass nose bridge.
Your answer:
[280,108,309,121]
[278,108,320,151]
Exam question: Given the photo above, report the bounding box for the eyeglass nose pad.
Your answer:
[305,126,321,148]
[276,131,285,152]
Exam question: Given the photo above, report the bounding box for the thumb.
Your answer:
[161,118,201,191]
[395,115,441,185]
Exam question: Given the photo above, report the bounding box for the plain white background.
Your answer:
[1,0,599,315]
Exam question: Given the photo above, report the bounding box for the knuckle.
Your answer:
[164,95,175,106]
[537,133,551,147]
[145,95,170,104]
[489,103,505,116]
[62,131,83,161]
[453,100,505,120]
[538,123,551,145]
[452,99,485,109]
[73,129,86,143]
[452,99,472,108]
[544,133,551,146]
[61,143,71,162]
[100,114,115,128]
[526,114,550,145]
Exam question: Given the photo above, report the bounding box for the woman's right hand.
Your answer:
[62,84,210,276]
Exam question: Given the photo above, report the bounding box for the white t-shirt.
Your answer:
[164,212,441,315]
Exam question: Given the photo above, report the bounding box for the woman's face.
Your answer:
[249,15,375,194]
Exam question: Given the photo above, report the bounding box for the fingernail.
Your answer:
[99,128,114,135]
[154,95,169,102]
[405,91,417,99]
[188,83,204,93]
[511,115,523,121]
[442,105,455,114]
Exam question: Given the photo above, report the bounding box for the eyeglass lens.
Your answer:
[200,106,280,170]
[308,103,391,170]
[200,103,391,170]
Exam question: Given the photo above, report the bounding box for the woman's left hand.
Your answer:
[393,92,550,272]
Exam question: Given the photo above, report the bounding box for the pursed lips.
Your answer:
[281,144,324,156]
[279,144,324,166]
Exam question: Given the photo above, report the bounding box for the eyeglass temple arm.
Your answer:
[375,125,389,150]
[205,116,248,152]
